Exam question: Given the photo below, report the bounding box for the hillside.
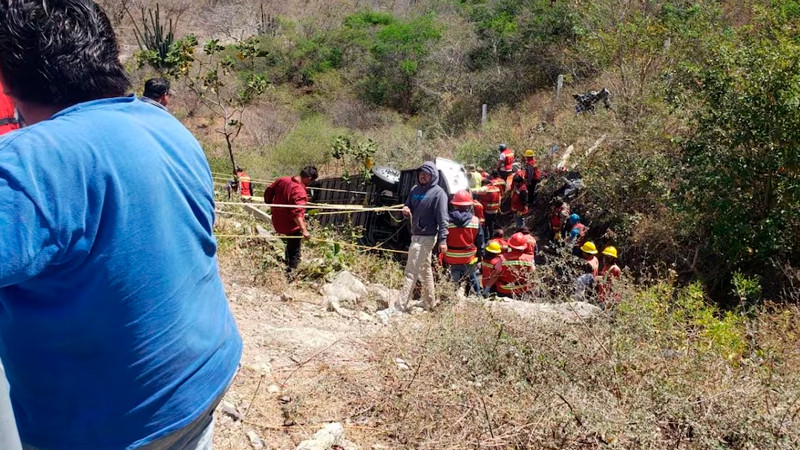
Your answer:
[107,0,800,446]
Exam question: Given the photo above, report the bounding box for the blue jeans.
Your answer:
[450,264,481,296]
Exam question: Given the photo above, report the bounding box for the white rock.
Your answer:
[221,401,243,421]
[267,384,280,394]
[321,271,368,305]
[246,430,265,450]
[395,358,410,371]
[295,422,345,450]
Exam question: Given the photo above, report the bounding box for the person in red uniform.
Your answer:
[472,197,485,229]
[480,241,504,298]
[579,241,600,277]
[0,80,19,135]
[497,144,514,179]
[264,166,318,275]
[483,232,535,298]
[235,166,252,202]
[597,246,622,305]
[489,229,508,253]
[510,174,528,228]
[478,178,501,238]
[550,197,570,241]
[518,226,537,257]
[444,190,484,296]
[522,149,541,207]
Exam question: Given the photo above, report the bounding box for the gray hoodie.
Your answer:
[404,162,449,244]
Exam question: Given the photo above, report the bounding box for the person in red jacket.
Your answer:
[597,246,622,305]
[478,178,501,238]
[550,197,570,241]
[518,226,537,257]
[0,80,19,135]
[484,232,535,298]
[510,174,528,228]
[235,166,252,202]
[496,144,515,179]
[444,191,484,296]
[264,166,319,275]
[480,241,504,298]
[522,149,541,207]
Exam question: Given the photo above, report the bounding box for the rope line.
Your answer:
[213,234,409,255]
[211,173,373,195]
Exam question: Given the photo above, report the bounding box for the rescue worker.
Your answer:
[264,166,319,276]
[141,77,171,111]
[444,190,484,296]
[479,178,501,238]
[567,213,588,246]
[395,162,449,312]
[580,241,600,277]
[510,174,529,228]
[522,149,541,206]
[480,241,505,298]
[489,229,508,253]
[550,197,570,241]
[497,144,515,179]
[518,226,537,257]
[484,232,535,298]
[489,170,507,196]
[472,196,485,229]
[597,246,622,304]
[235,166,252,202]
[466,164,483,190]
[573,261,597,301]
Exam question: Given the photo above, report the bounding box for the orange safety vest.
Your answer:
[497,252,535,296]
[481,254,504,287]
[500,148,514,171]
[444,216,481,265]
[597,264,622,303]
[571,223,587,245]
[523,234,536,256]
[490,177,507,196]
[523,161,541,182]
[511,185,529,215]
[480,186,502,214]
[236,171,252,198]
[472,200,485,225]
[551,204,569,231]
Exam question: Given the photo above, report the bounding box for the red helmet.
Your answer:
[451,190,473,206]
[508,232,528,251]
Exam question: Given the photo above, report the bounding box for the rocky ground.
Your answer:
[211,261,602,450]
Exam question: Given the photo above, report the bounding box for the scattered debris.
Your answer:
[267,384,281,394]
[221,401,243,422]
[394,358,410,371]
[573,88,611,114]
[296,422,345,450]
[280,395,292,404]
[246,429,265,450]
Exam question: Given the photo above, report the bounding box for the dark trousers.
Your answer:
[283,232,302,273]
[485,213,499,239]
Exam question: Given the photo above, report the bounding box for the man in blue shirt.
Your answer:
[0,1,242,449]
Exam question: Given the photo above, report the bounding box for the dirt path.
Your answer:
[212,265,388,450]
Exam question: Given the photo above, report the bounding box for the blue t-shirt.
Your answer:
[0,96,242,449]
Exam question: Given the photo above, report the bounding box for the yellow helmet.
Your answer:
[486,241,503,254]
[524,149,535,158]
[602,246,618,258]
[580,241,598,255]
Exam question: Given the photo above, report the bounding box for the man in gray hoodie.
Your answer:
[394,162,450,311]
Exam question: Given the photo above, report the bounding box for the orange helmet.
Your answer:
[450,190,473,206]
[508,232,528,251]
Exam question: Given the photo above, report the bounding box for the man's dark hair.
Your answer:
[0,0,130,106]
[143,78,170,100]
[300,166,318,181]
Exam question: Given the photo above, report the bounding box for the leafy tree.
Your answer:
[674,2,800,295]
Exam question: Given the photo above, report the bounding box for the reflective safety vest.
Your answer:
[523,161,541,182]
[571,223,587,245]
[444,216,481,265]
[551,204,570,231]
[469,171,483,189]
[523,234,536,256]
[480,186,502,214]
[497,252,535,296]
[490,177,507,196]
[236,171,252,198]
[0,83,19,136]
[500,148,514,171]
[511,185,528,215]
[481,254,504,287]
[473,200,485,225]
